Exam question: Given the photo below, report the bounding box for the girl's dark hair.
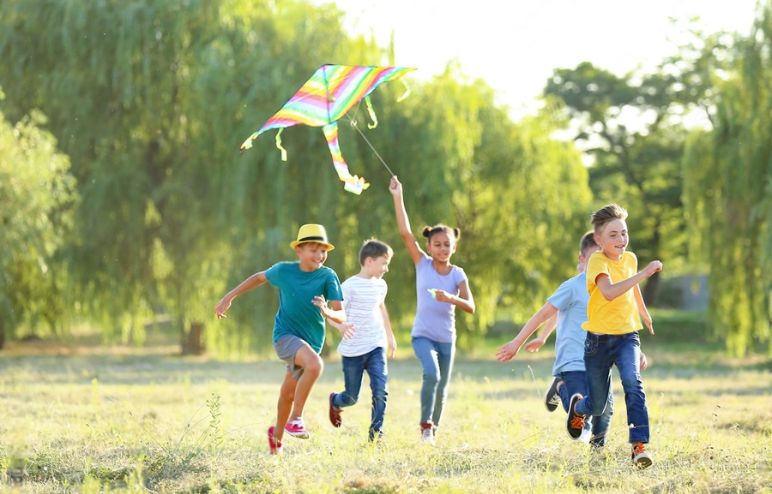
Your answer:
[421,224,460,241]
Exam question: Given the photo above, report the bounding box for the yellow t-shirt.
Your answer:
[582,250,642,335]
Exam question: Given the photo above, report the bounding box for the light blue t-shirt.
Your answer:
[412,255,468,343]
[265,261,343,353]
[547,271,589,375]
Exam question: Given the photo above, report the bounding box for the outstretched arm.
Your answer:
[215,271,268,319]
[312,297,347,325]
[389,176,424,264]
[496,302,558,362]
[525,313,557,352]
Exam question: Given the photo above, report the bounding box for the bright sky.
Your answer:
[316,0,759,117]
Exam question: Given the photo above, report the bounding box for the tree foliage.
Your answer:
[543,62,688,304]
[1,0,592,351]
[683,2,771,355]
[0,92,76,347]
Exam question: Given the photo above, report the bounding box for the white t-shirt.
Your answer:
[337,275,388,357]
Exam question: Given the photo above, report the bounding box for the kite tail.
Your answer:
[240,132,259,151]
[396,78,411,102]
[275,128,288,161]
[323,123,370,195]
[365,96,378,129]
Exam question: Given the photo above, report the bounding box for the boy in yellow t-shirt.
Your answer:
[566,204,662,469]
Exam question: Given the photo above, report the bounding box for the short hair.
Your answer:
[579,230,597,254]
[359,239,393,265]
[421,224,461,242]
[590,204,628,233]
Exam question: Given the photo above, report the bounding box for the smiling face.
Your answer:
[427,231,456,263]
[594,218,629,260]
[295,242,329,271]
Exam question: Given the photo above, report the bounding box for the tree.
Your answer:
[543,62,687,304]
[682,1,771,355]
[0,93,76,348]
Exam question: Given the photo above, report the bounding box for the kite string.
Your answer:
[346,114,396,178]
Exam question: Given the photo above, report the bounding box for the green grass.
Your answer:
[0,327,770,493]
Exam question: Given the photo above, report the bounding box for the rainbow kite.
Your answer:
[241,64,415,194]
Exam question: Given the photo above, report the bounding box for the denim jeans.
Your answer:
[412,337,455,427]
[557,370,614,446]
[332,347,388,438]
[575,332,649,443]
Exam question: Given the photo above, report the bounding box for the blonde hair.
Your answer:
[590,204,628,233]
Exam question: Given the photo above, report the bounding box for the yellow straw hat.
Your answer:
[289,224,335,251]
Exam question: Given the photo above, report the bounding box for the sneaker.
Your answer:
[566,393,586,440]
[632,442,653,469]
[329,393,342,428]
[267,425,283,455]
[420,422,435,444]
[544,377,562,412]
[285,417,310,439]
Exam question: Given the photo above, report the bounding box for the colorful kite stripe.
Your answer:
[256,65,414,135]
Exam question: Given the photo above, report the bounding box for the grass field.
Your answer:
[0,313,770,493]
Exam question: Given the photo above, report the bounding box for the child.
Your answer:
[566,204,661,468]
[496,232,616,446]
[214,224,346,455]
[328,239,397,441]
[389,176,475,444]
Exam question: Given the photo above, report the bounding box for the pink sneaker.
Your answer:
[285,417,310,439]
[267,425,283,455]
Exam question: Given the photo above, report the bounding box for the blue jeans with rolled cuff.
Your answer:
[575,332,649,444]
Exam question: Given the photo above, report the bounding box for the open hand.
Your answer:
[642,311,655,335]
[495,340,521,362]
[525,338,545,353]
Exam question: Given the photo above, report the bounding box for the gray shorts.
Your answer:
[273,335,309,380]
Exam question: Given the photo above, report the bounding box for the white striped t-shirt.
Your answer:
[337,275,388,357]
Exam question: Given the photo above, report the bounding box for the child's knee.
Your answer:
[372,389,388,404]
[422,372,440,387]
[304,356,324,376]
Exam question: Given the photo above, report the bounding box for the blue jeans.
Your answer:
[412,337,455,427]
[557,370,614,446]
[575,332,649,444]
[332,347,388,438]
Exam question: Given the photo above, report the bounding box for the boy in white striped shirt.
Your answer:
[328,239,396,441]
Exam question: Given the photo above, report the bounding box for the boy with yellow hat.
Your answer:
[215,224,347,454]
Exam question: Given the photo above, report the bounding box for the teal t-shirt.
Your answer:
[265,261,343,353]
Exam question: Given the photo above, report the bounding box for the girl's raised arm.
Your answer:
[389,176,424,265]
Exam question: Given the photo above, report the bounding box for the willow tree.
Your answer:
[683,2,771,355]
[0,0,383,350]
[543,62,690,305]
[0,95,76,348]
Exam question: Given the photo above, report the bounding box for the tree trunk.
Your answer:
[182,321,206,355]
[0,321,5,350]
[642,270,661,306]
